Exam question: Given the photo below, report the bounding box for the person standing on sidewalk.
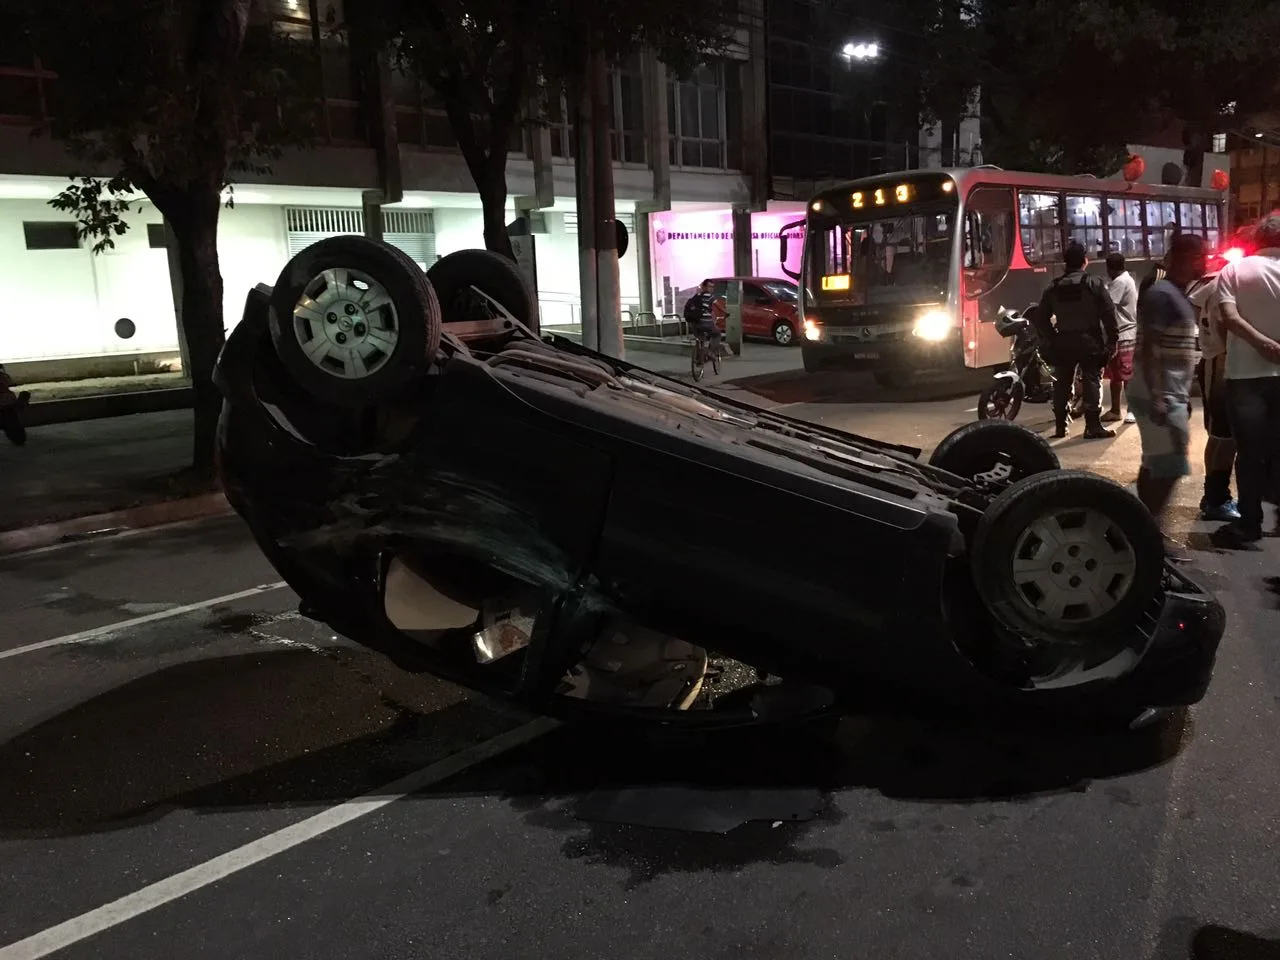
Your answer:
[1189,267,1241,523]
[1212,214,1280,546]
[1128,233,1206,535]
[1033,242,1120,439]
[1102,252,1139,425]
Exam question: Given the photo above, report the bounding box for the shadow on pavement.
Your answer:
[0,651,1191,883]
[731,369,985,406]
[1189,925,1280,959]
[0,650,519,839]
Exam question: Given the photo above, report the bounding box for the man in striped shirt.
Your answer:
[1128,233,1207,535]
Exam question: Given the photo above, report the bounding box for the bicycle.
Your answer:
[690,329,721,381]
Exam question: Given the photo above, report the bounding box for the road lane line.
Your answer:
[0,582,288,661]
[0,716,559,960]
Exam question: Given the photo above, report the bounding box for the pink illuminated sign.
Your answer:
[649,207,806,315]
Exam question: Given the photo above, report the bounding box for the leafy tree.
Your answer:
[975,0,1280,177]
[24,0,314,476]
[353,0,738,259]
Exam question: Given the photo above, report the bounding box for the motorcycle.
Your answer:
[977,307,1058,422]
[0,364,30,446]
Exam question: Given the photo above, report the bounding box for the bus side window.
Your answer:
[1107,197,1144,257]
[1067,194,1105,259]
[1018,191,1063,264]
[965,187,1014,297]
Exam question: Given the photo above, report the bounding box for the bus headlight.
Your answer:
[803,318,822,341]
[912,310,953,342]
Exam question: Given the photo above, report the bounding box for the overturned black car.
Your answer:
[214,237,1225,733]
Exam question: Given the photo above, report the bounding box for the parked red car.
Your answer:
[705,276,801,346]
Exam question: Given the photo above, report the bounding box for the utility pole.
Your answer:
[574,78,599,351]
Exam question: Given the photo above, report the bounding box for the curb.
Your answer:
[0,491,233,556]
[25,388,193,427]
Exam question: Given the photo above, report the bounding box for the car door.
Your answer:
[740,282,774,337]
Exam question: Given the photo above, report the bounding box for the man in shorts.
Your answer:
[1101,252,1139,424]
[1190,268,1241,522]
[1128,233,1206,537]
[1214,213,1280,545]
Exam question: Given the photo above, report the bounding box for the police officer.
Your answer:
[1033,241,1120,439]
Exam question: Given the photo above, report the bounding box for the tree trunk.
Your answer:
[478,175,514,259]
[165,188,226,478]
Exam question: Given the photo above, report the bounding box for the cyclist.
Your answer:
[684,279,723,354]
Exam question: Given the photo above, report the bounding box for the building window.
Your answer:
[1066,194,1105,259]
[23,222,81,250]
[1212,132,1227,153]
[1018,191,1063,264]
[668,64,726,169]
[147,224,167,249]
[612,58,647,164]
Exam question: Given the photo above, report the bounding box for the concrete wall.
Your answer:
[0,199,289,364]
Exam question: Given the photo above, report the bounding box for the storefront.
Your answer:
[647,204,806,317]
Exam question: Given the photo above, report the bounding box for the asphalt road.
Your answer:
[1,394,1279,960]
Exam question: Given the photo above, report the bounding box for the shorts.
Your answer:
[1129,393,1192,479]
[1105,343,1135,383]
[1196,354,1232,439]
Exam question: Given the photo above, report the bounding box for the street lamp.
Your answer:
[841,40,879,61]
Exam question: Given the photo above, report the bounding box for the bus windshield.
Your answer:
[808,206,956,306]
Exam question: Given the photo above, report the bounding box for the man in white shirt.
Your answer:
[1190,271,1240,522]
[1102,252,1139,424]
[1213,214,1280,545]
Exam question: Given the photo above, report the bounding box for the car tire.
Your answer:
[969,470,1165,685]
[771,320,796,346]
[928,420,1059,486]
[427,249,535,327]
[269,236,441,405]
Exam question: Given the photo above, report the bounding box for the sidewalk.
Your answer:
[624,342,804,386]
[0,409,199,534]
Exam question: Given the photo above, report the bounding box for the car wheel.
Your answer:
[268,236,441,405]
[427,249,535,327]
[928,420,1059,486]
[772,320,796,346]
[969,470,1165,686]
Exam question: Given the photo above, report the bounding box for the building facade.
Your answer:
[0,0,800,374]
[0,0,971,375]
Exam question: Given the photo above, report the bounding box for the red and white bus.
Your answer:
[779,167,1228,387]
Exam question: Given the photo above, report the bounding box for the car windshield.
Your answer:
[760,280,798,302]
[808,209,955,306]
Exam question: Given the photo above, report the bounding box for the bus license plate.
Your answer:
[854,351,879,360]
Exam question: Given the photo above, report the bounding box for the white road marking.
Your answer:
[0,716,559,960]
[0,582,288,662]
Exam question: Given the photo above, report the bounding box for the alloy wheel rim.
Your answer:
[292,267,400,379]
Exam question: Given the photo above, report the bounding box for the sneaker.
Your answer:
[1199,499,1242,522]
[1100,411,1122,423]
[1124,412,1136,424]
[1211,520,1263,548]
